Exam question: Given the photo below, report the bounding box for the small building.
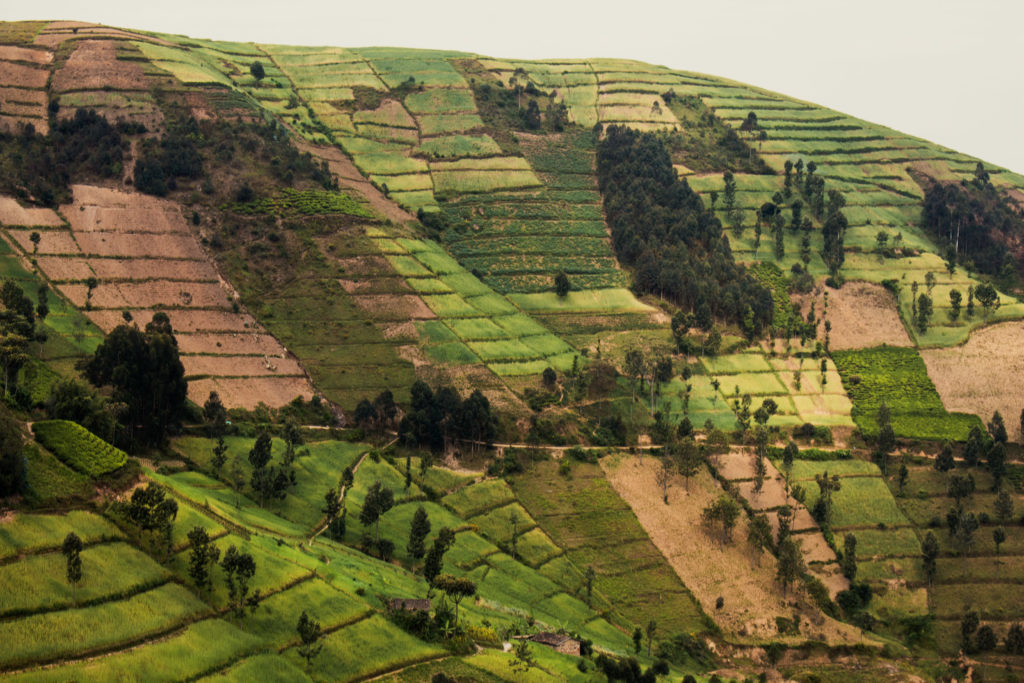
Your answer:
[387,598,431,613]
[529,632,581,656]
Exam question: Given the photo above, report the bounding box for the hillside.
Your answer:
[0,18,1023,682]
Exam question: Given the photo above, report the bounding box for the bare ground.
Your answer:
[9,229,79,254]
[182,355,305,378]
[0,197,64,227]
[187,376,313,409]
[0,59,48,88]
[798,281,911,350]
[602,454,863,644]
[922,321,1024,442]
[51,40,149,92]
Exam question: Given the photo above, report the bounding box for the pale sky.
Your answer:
[9,1,1024,174]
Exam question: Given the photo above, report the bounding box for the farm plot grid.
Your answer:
[378,233,578,376]
[0,185,314,409]
[0,43,51,135]
[700,350,854,428]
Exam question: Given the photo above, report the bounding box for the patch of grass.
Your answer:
[443,479,515,518]
[22,445,92,506]
[802,475,910,529]
[0,511,123,560]
[230,188,373,218]
[32,421,128,477]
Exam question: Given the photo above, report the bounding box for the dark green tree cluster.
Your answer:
[84,313,187,451]
[134,119,204,196]
[596,125,773,336]
[922,167,1023,282]
[398,381,496,453]
[125,483,178,557]
[0,403,24,497]
[248,431,295,507]
[353,389,398,438]
[0,108,130,207]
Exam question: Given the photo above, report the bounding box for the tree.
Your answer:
[187,527,220,596]
[29,231,40,254]
[776,536,805,595]
[0,403,24,497]
[841,533,857,581]
[948,473,975,509]
[813,471,842,526]
[996,489,1014,525]
[62,532,83,603]
[922,531,939,586]
[433,574,476,625]
[948,289,962,323]
[988,441,1007,490]
[655,454,674,504]
[211,436,228,475]
[554,271,570,297]
[934,442,955,473]
[323,486,341,526]
[296,611,324,670]
[961,610,980,652]
[249,61,265,82]
[584,565,596,607]
[701,494,740,546]
[916,293,933,333]
[645,620,656,657]
[975,282,1000,316]
[782,441,798,495]
[84,315,187,451]
[221,545,257,619]
[84,276,98,309]
[524,99,541,129]
[509,639,536,676]
[673,438,703,493]
[1006,623,1024,655]
[988,411,1008,444]
[203,391,227,437]
[897,463,909,496]
[127,482,178,557]
[747,512,773,567]
[632,627,643,654]
[359,481,395,546]
[282,418,302,464]
[994,527,1007,557]
[407,505,431,561]
[424,527,455,585]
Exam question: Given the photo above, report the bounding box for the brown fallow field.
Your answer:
[922,321,1024,442]
[0,185,314,408]
[798,281,912,350]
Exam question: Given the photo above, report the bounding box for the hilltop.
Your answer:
[0,19,1022,682]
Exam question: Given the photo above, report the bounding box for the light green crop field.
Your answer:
[0,511,123,560]
[802,473,910,529]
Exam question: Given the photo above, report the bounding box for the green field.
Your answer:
[832,346,983,440]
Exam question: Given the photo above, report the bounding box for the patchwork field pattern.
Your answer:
[0,186,314,408]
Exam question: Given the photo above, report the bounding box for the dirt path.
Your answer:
[307,440,383,545]
[290,139,416,225]
[601,453,864,645]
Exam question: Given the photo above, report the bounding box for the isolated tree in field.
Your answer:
[702,494,740,546]
[674,438,703,492]
[963,426,985,467]
[360,481,394,545]
[29,231,40,254]
[656,454,674,504]
[645,619,657,657]
[934,442,955,473]
[323,486,341,528]
[249,61,265,82]
[84,276,98,309]
[916,293,933,333]
[953,512,980,563]
[509,639,536,675]
[988,441,1007,490]
[922,531,939,585]
[62,532,83,603]
[961,611,979,652]
[776,536,805,596]
[966,285,975,318]
[424,527,455,585]
[554,271,570,297]
[354,399,376,433]
[841,533,857,581]
[282,418,302,464]
[813,471,841,525]
[211,436,228,475]
[975,282,1000,316]
[434,574,476,625]
[783,159,793,196]
[994,527,1007,558]
[187,527,220,596]
[632,627,643,654]
[1006,624,1024,655]
[747,512,773,567]
[203,391,227,437]
[948,289,962,323]
[221,545,257,619]
[127,482,178,557]
[407,506,431,561]
[947,472,975,509]
[327,506,346,542]
[897,463,909,496]
[524,99,541,129]
[782,441,798,495]
[996,489,1014,525]
[296,610,324,670]
[988,411,1008,444]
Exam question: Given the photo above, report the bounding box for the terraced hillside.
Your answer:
[2,17,1024,682]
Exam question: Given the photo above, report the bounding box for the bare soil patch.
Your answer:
[35,257,94,281]
[332,255,394,276]
[87,258,217,281]
[602,455,862,643]
[52,40,149,92]
[112,281,232,309]
[58,283,129,309]
[736,478,789,509]
[9,229,79,254]
[0,60,47,88]
[799,281,911,350]
[382,321,417,341]
[187,376,314,409]
[86,310,260,334]
[921,321,1024,442]
[351,294,435,320]
[716,450,759,480]
[177,333,286,356]
[292,139,415,224]
[73,232,204,259]
[182,355,305,378]
[65,185,188,233]
[0,46,52,64]
[396,344,429,368]
[0,197,63,227]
